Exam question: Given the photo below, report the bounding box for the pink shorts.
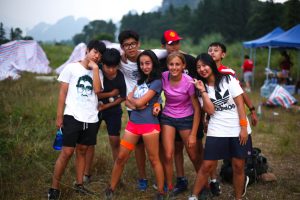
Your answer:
[125,121,160,135]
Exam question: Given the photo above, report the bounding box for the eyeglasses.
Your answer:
[77,84,93,95]
[122,42,137,50]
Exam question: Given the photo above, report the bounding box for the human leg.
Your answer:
[232,157,246,199]
[109,136,120,161]
[109,132,140,191]
[161,125,176,190]
[143,132,164,194]
[84,145,94,179]
[51,147,75,189]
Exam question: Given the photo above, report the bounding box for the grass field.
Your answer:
[0,43,300,200]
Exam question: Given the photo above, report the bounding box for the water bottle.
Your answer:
[257,104,262,118]
[53,128,63,150]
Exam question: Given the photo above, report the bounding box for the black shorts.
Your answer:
[175,120,204,142]
[62,115,99,147]
[98,108,122,136]
[204,135,253,160]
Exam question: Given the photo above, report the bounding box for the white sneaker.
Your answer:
[188,194,198,200]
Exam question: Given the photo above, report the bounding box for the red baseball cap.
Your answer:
[163,30,183,45]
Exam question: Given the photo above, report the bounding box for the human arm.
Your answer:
[234,94,248,145]
[127,89,156,109]
[56,82,68,129]
[193,79,215,115]
[89,60,102,96]
[242,92,258,126]
[188,94,200,148]
[98,96,125,111]
[98,89,119,99]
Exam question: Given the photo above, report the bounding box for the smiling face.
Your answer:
[121,38,140,60]
[196,60,213,79]
[167,55,186,78]
[139,55,153,76]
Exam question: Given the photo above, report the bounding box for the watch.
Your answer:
[249,106,255,112]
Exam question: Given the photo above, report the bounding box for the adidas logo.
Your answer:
[210,90,230,106]
[210,90,236,111]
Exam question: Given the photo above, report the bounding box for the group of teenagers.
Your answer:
[48,29,258,200]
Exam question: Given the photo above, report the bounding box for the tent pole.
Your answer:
[252,48,256,88]
[267,46,272,80]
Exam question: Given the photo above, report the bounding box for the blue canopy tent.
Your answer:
[242,27,285,84]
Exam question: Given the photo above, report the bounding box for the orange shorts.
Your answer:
[125,121,160,135]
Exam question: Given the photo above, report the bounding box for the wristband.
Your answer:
[249,106,255,112]
[240,119,248,127]
[153,102,160,108]
[200,90,207,94]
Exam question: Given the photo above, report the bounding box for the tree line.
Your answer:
[119,0,300,43]
[0,22,33,45]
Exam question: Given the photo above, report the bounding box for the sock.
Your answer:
[210,179,217,183]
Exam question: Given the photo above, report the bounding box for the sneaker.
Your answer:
[74,183,95,195]
[105,187,114,200]
[83,174,92,184]
[154,192,164,200]
[48,188,60,200]
[137,178,148,191]
[209,180,221,196]
[242,175,249,197]
[152,183,168,192]
[171,177,188,196]
[188,194,198,200]
[198,188,209,200]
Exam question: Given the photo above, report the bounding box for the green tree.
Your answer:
[0,22,8,44]
[283,0,300,29]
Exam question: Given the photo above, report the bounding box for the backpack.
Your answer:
[220,147,268,185]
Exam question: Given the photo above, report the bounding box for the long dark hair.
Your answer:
[137,50,161,85]
[195,53,230,92]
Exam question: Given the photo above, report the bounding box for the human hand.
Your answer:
[250,111,258,126]
[239,127,248,146]
[188,134,196,148]
[56,116,63,130]
[88,60,99,70]
[153,103,161,116]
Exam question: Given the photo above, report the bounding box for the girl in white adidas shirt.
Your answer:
[189,53,251,200]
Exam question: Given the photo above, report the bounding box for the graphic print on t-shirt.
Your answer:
[76,75,93,101]
[210,90,235,111]
[134,82,149,99]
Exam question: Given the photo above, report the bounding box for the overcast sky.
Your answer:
[0,0,287,32]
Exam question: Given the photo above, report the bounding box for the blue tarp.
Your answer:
[243,27,284,48]
[269,24,300,49]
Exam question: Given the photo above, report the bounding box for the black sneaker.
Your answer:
[171,177,188,196]
[74,183,95,195]
[154,192,164,200]
[242,175,249,197]
[48,188,60,200]
[198,187,209,200]
[209,181,221,196]
[105,187,114,200]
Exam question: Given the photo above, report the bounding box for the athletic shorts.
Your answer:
[62,115,99,147]
[204,135,253,160]
[175,120,204,142]
[160,114,193,131]
[243,71,253,82]
[98,109,122,136]
[125,120,160,136]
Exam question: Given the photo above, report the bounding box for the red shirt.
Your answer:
[242,59,254,73]
[218,64,236,76]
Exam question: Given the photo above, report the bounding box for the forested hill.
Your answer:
[161,0,202,11]
[120,0,300,43]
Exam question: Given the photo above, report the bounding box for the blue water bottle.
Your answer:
[53,128,63,150]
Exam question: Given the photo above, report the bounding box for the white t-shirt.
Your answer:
[207,76,251,137]
[58,62,99,123]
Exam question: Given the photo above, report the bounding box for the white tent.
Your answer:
[0,40,52,80]
[55,42,87,74]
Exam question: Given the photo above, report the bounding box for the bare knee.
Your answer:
[148,155,160,167]
[115,152,129,166]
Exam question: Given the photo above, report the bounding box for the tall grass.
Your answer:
[0,43,299,199]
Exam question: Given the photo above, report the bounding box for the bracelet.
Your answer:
[200,90,207,94]
[240,119,248,127]
[249,106,255,112]
[153,102,160,108]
